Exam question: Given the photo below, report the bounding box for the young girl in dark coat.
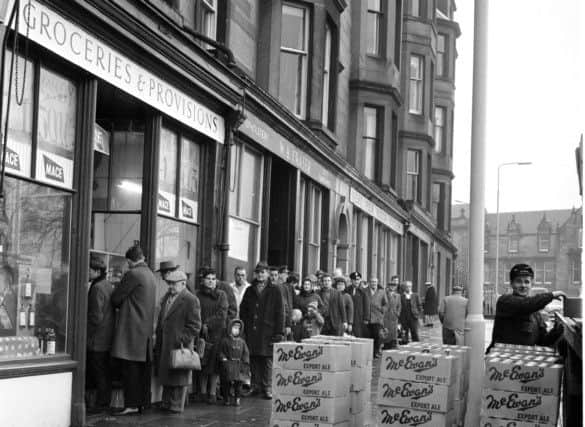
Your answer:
[218,319,250,406]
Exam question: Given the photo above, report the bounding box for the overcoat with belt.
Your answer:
[154,288,201,386]
[111,262,156,361]
[383,290,402,343]
[240,280,285,357]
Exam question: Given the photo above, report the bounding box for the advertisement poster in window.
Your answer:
[228,217,249,262]
[159,128,178,217]
[2,52,34,178]
[179,138,200,223]
[35,68,76,189]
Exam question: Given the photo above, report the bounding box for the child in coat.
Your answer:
[303,301,324,337]
[218,319,250,406]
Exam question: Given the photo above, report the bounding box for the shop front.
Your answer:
[0,1,237,426]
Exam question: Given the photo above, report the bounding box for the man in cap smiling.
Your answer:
[488,263,566,352]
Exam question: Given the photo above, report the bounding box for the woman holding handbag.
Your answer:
[154,269,201,413]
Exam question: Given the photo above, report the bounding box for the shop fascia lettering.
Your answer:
[15,0,225,143]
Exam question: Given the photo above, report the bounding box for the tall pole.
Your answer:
[464,0,489,425]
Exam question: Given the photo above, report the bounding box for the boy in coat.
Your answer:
[219,319,250,406]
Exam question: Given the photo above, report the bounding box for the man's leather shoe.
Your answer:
[116,407,140,416]
[263,391,272,400]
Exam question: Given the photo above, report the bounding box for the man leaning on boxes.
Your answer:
[487,263,566,353]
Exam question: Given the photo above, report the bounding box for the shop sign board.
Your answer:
[349,188,403,235]
[178,198,197,224]
[240,113,334,189]
[14,0,225,143]
[157,190,176,217]
[93,123,110,155]
[2,140,32,178]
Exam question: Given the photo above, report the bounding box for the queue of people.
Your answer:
[85,248,568,417]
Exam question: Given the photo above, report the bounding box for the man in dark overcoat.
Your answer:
[154,270,201,412]
[86,257,115,413]
[348,272,370,338]
[111,245,156,415]
[239,262,285,399]
[399,280,422,343]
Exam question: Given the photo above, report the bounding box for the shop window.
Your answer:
[434,106,445,154]
[159,127,201,224]
[377,227,387,284]
[227,144,263,273]
[406,150,420,202]
[279,3,310,118]
[306,185,322,272]
[362,106,380,180]
[93,122,145,211]
[1,51,34,179]
[357,213,370,279]
[366,0,383,56]
[409,55,424,114]
[437,34,447,77]
[0,178,71,359]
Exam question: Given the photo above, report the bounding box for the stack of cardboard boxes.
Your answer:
[480,344,563,427]
[376,349,460,427]
[270,341,352,427]
[304,335,375,426]
[403,342,470,426]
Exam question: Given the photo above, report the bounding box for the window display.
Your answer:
[0,178,71,359]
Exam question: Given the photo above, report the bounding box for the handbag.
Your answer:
[169,344,201,371]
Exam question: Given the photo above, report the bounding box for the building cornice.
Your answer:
[349,79,403,106]
[432,168,455,179]
[399,130,434,147]
[437,18,462,38]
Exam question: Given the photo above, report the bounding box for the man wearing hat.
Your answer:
[347,272,370,338]
[438,284,468,345]
[157,260,180,279]
[111,245,156,415]
[154,269,201,412]
[488,263,566,352]
[423,281,438,327]
[240,262,285,399]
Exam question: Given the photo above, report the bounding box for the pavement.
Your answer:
[87,319,494,427]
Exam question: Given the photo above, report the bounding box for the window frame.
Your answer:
[434,106,445,153]
[362,105,381,181]
[200,0,217,40]
[437,33,447,78]
[537,232,551,253]
[406,149,421,202]
[507,235,519,253]
[321,20,338,130]
[409,54,424,115]
[279,2,310,119]
[366,0,384,56]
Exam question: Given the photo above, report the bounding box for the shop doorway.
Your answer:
[266,156,296,269]
[89,82,148,284]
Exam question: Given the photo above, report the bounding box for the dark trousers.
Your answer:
[250,356,272,393]
[86,350,111,407]
[368,323,383,355]
[116,358,149,408]
[401,317,419,343]
[221,379,242,399]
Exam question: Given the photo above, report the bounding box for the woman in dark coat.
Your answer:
[334,277,354,335]
[423,282,438,327]
[293,277,324,315]
[196,267,227,404]
[154,270,201,412]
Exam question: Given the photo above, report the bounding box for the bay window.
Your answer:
[409,55,424,114]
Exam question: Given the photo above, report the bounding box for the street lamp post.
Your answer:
[494,162,532,295]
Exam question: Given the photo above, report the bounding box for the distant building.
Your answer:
[451,206,582,304]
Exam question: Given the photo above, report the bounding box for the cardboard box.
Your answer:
[453,398,466,426]
[272,368,351,398]
[380,350,457,385]
[351,410,376,427]
[270,419,351,427]
[307,336,372,367]
[273,342,351,371]
[484,358,563,395]
[492,343,558,355]
[377,377,455,413]
[350,390,368,414]
[481,388,559,425]
[376,406,456,427]
[272,394,350,423]
[350,363,372,391]
[487,352,562,364]
[479,416,551,427]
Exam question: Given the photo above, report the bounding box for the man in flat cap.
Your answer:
[240,262,284,399]
[438,284,468,345]
[488,263,566,352]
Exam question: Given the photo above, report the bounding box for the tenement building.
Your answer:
[0,1,459,425]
